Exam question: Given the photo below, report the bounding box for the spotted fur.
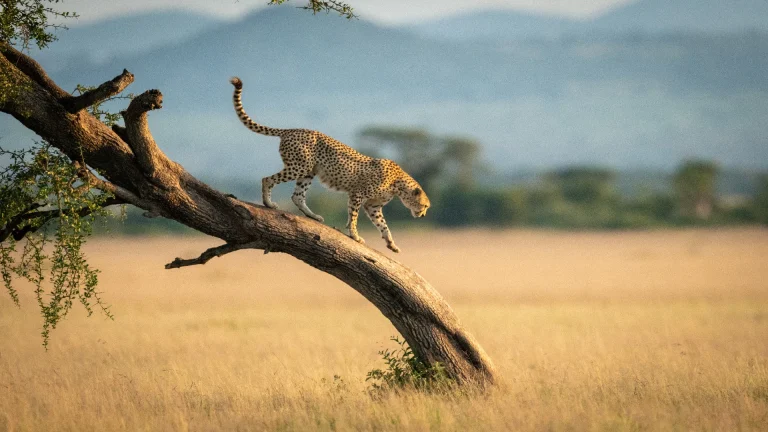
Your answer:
[230,77,430,252]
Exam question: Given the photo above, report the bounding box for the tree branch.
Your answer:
[164,241,263,269]
[0,55,498,386]
[111,124,130,144]
[0,41,69,98]
[73,161,165,218]
[60,69,134,113]
[120,90,180,188]
[19,198,124,221]
[0,198,125,242]
[0,203,42,242]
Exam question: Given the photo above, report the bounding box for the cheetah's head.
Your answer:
[399,184,431,218]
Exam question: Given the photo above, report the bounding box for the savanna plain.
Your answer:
[1,229,767,431]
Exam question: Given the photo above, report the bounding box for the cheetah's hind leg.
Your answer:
[262,169,300,210]
[292,176,324,222]
[346,194,365,244]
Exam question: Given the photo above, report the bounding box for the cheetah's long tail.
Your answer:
[230,77,283,137]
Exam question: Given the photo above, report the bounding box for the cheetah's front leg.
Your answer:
[364,203,399,253]
[346,194,365,244]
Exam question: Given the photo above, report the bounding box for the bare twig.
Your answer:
[165,242,262,269]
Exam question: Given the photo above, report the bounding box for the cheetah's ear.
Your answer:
[413,187,422,196]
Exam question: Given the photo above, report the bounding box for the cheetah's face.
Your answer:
[400,186,431,218]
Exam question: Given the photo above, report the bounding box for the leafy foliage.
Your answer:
[366,336,452,395]
[0,144,114,347]
[2,20,132,345]
[0,0,78,49]
[268,0,356,19]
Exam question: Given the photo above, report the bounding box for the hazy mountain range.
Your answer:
[410,0,768,41]
[30,11,219,66]
[3,0,767,186]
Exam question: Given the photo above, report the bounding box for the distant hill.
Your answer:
[32,11,220,74]
[403,9,578,41]
[408,0,768,42]
[591,0,768,34]
[2,6,767,180]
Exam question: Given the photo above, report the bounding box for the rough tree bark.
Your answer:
[0,42,498,385]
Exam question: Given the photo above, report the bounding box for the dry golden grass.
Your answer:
[1,228,767,431]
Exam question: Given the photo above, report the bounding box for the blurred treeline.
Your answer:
[346,127,768,229]
[104,127,768,234]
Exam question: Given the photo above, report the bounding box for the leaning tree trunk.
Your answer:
[0,42,498,385]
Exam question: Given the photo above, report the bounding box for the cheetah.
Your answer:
[230,77,430,253]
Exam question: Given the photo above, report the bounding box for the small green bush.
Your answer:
[366,336,452,395]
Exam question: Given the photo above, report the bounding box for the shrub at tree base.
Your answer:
[366,336,454,396]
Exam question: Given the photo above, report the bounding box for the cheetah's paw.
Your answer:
[387,242,400,253]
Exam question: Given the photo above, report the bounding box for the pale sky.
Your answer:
[60,0,636,25]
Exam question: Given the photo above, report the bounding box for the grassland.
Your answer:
[1,228,767,431]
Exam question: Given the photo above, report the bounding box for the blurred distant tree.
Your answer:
[480,188,528,226]
[0,0,497,384]
[432,187,529,228]
[545,167,617,205]
[358,127,444,191]
[673,160,719,220]
[357,126,482,191]
[624,192,676,224]
[754,174,768,225]
[432,188,475,227]
[442,137,481,189]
